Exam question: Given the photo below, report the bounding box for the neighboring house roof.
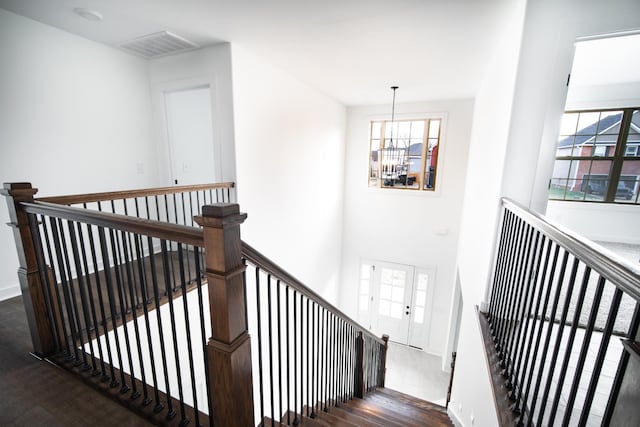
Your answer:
[557,111,640,149]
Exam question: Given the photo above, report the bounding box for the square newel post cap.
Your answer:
[1,182,38,198]
[194,203,247,228]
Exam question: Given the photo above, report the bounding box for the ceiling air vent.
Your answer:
[119,31,198,59]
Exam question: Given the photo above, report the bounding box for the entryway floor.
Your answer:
[384,342,450,406]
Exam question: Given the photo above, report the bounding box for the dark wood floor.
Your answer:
[0,295,153,427]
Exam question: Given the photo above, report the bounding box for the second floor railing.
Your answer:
[3,181,388,427]
[482,198,640,427]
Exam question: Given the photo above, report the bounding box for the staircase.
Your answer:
[264,388,453,427]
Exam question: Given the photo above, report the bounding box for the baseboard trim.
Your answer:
[0,284,20,301]
[448,408,464,427]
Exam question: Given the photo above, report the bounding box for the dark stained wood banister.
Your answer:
[241,241,386,346]
[502,198,640,301]
[21,201,204,247]
[36,182,234,205]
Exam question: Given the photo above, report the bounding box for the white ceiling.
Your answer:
[0,0,515,106]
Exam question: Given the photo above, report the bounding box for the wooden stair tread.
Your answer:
[281,410,326,427]
[277,388,452,427]
[376,387,448,413]
[323,404,387,427]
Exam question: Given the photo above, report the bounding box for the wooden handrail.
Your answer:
[502,198,640,302]
[21,201,204,247]
[241,241,385,346]
[36,182,235,205]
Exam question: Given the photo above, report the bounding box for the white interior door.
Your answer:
[164,86,216,185]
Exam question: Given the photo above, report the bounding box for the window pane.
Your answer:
[379,300,390,316]
[380,284,392,300]
[413,306,425,324]
[416,290,427,307]
[428,119,441,139]
[381,268,392,283]
[576,112,602,135]
[598,111,624,134]
[624,110,640,157]
[417,274,428,291]
[549,178,568,200]
[411,120,425,137]
[391,286,404,303]
[618,161,640,203]
[559,113,579,136]
[360,280,369,295]
[371,121,381,139]
[565,179,587,200]
[390,302,403,319]
[359,295,369,311]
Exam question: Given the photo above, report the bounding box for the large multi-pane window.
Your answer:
[368,118,441,191]
[549,108,640,204]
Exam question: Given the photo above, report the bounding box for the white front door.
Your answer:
[358,260,435,350]
[374,262,414,344]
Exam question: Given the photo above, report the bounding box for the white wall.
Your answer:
[0,10,158,299]
[148,44,236,185]
[449,0,526,425]
[451,1,640,426]
[339,99,474,356]
[230,45,347,304]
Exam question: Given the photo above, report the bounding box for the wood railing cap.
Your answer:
[1,182,38,198]
[195,204,247,228]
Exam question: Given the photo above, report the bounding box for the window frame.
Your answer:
[550,107,639,204]
[367,114,444,192]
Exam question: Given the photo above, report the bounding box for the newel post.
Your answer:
[2,182,55,356]
[194,204,254,427]
[355,331,365,398]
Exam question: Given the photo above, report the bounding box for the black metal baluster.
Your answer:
[86,224,114,383]
[515,239,556,420]
[50,218,82,364]
[286,285,291,425]
[492,211,517,343]
[547,265,591,425]
[509,231,544,398]
[97,227,125,389]
[300,292,305,416]
[535,255,580,426]
[502,224,535,377]
[267,275,275,425]
[110,230,136,394]
[293,289,298,425]
[256,268,265,423]
[306,297,310,416]
[177,243,199,426]
[495,215,523,354]
[321,307,327,412]
[561,275,606,427]
[134,235,155,406]
[122,231,147,401]
[601,300,640,426]
[577,285,623,427]
[277,281,283,425]
[489,209,511,320]
[525,247,568,427]
[310,302,316,417]
[122,200,141,311]
[147,237,172,415]
[194,248,213,427]
[160,241,186,423]
[60,218,89,367]
[67,220,95,372]
[39,216,71,356]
